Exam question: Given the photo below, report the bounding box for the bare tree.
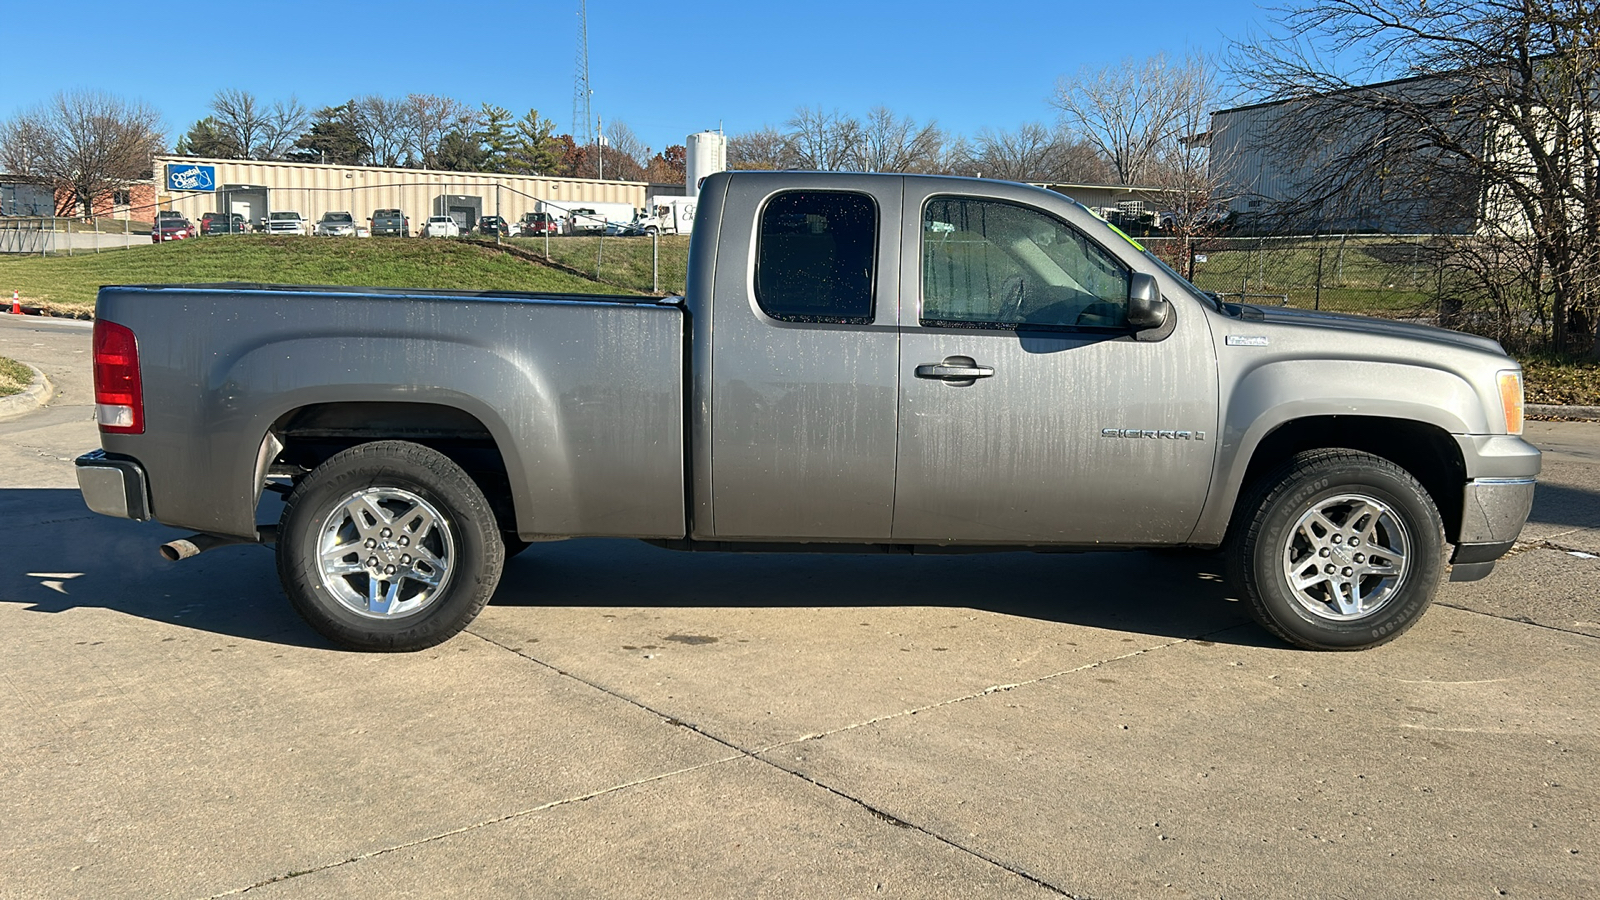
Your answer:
[0,90,162,217]
[964,123,1109,183]
[933,133,976,175]
[1229,0,1600,355]
[350,96,412,168]
[783,106,862,170]
[208,88,266,159]
[258,97,309,160]
[404,94,473,168]
[1052,54,1217,185]
[728,126,791,169]
[853,106,943,172]
[601,119,649,180]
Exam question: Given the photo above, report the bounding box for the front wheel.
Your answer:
[277,441,505,651]
[1227,449,1444,650]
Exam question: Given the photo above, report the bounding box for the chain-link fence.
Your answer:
[1142,233,1583,353]
[0,216,150,255]
[1141,235,1456,318]
[502,233,690,296]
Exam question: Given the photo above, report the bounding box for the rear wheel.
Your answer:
[1227,449,1443,650]
[277,441,504,651]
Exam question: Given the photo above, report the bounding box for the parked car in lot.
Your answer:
[314,212,358,237]
[150,217,195,242]
[200,212,247,235]
[77,171,1540,654]
[564,207,606,235]
[477,215,510,236]
[421,215,461,238]
[264,212,309,235]
[519,211,559,235]
[370,209,410,237]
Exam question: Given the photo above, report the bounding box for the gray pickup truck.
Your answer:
[76,171,1540,652]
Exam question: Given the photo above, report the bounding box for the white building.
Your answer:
[154,156,648,233]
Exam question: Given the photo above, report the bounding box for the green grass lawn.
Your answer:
[0,235,623,314]
[505,234,691,295]
[0,356,32,397]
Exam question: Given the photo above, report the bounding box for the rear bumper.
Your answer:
[1449,476,1536,581]
[75,450,150,521]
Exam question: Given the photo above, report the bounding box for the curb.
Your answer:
[1528,404,1600,422]
[4,306,93,320]
[0,362,54,422]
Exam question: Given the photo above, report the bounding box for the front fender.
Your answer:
[1188,360,1486,544]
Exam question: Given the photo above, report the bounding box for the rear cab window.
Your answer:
[755,190,878,325]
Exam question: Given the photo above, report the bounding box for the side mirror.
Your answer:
[1128,273,1169,330]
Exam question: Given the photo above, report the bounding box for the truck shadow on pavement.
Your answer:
[494,540,1267,647]
[4,488,1268,649]
[1526,481,1600,530]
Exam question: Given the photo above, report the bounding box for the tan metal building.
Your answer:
[153,156,647,233]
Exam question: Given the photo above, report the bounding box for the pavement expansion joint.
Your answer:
[1510,536,1599,558]
[455,626,1245,900]
[1436,599,1600,641]
[205,753,748,897]
[758,635,1201,753]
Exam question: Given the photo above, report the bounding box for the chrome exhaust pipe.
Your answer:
[159,530,269,562]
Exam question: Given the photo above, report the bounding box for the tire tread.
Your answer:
[277,440,505,651]
[1226,448,1443,651]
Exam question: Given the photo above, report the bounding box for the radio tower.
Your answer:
[572,0,594,147]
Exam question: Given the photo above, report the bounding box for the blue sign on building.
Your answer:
[166,163,216,192]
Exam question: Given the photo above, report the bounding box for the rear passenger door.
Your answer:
[708,174,902,540]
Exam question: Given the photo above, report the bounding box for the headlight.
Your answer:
[1497,369,1524,435]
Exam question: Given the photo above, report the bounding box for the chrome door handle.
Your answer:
[915,358,994,382]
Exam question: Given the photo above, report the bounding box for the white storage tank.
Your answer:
[685,131,727,198]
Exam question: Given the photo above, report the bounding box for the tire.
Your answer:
[277,441,505,651]
[1226,449,1444,650]
[502,534,532,559]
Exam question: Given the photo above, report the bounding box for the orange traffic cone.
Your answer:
[10,290,20,315]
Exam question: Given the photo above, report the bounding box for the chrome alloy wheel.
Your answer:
[316,487,456,619]
[1281,493,1411,622]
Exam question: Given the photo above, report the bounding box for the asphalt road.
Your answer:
[1,313,1595,899]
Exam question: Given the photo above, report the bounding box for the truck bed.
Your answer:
[96,283,687,540]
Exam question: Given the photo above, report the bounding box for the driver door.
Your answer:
[891,184,1219,545]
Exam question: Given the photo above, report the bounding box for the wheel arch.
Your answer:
[1200,415,1467,545]
[262,400,526,536]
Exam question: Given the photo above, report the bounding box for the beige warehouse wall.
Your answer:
[154,156,646,231]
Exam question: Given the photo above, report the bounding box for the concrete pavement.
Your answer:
[1,313,1595,898]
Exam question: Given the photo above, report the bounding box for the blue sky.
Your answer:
[4,0,1274,154]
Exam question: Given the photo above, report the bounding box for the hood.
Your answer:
[1238,304,1506,356]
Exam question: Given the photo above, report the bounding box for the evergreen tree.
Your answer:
[288,103,368,165]
[175,116,243,158]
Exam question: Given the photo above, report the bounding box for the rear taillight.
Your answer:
[93,320,143,434]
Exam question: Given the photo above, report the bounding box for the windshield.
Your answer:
[322,213,353,223]
[269,213,297,221]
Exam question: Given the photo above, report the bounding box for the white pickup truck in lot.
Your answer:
[263,212,308,235]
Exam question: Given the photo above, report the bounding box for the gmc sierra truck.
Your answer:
[75,171,1540,652]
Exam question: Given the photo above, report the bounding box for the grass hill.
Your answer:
[0,236,624,315]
